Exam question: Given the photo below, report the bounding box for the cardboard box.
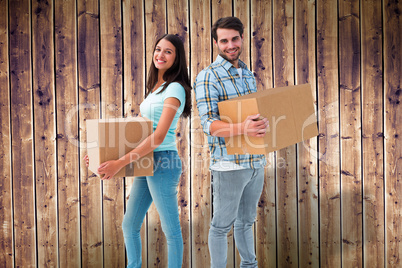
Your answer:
[86,117,154,177]
[217,83,318,155]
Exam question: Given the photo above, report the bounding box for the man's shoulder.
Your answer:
[195,64,218,82]
[197,57,225,73]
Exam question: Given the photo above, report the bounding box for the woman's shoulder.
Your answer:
[163,82,186,99]
[165,82,186,94]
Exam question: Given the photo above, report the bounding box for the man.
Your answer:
[194,17,269,268]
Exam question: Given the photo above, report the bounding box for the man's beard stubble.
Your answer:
[218,46,243,64]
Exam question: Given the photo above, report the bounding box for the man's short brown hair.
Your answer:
[211,17,244,41]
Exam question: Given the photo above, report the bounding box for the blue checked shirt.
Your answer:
[194,55,266,169]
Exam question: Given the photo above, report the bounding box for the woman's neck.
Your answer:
[153,80,165,92]
[152,71,166,92]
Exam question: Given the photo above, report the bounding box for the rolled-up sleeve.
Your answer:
[194,70,220,136]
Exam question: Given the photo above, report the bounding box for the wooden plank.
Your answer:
[251,1,276,267]
[100,1,125,267]
[384,0,402,266]
[123,0,145,119]
[122,0,147,266]
[145,0,166,65]
[167,0,191,267]
[9,0,36,266]
[361,0,384,266]
[77,0,102,266]
[339,0,362,266]
[210,2,235,267]
[211,0,232,62]
[295,0,319,267]
[233,1,251,266]
[9,0,35,267]
[55,0,81,266]
[32,1,58,267]
[190,0,212,266]
[317,0,341,267]
[273,0,297,267]
[0,0,13,267]
[251,0,273,93]
[211,0,232,25]
[144,0,167,265]
[234,0,251,65]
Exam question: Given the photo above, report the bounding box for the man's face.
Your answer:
[214,28,243,67]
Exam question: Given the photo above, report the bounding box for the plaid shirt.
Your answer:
[194,55,266,169]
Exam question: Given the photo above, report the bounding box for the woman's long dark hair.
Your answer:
[146,34,192,118]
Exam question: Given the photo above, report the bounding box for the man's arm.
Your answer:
[194,70,221,135]
[210,114,269,138]
[194,70,269,138]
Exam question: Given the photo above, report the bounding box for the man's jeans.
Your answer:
[209,168,265,268]
[122,151,183,268]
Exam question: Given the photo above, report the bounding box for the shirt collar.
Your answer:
[216,55,247,71]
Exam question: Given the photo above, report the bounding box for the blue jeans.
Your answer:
[209,168,265,268]
[122,151,183,268]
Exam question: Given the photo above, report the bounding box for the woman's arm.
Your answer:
[97,97,181,180]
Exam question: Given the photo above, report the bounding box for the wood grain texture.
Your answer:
[317,0,341,267]
[251,1,276,267]
[9,0,35,267]
[210,2,237,266]
[361,0,384,267]
[100,1,125,267]
[167,0,191,266]
[32,0,58,266]
[2,1,402,267]
[234,0,251,66]
[55,0,81,266]
[384,0,402,266]
[190,0,212,266]
[145,0,166,67]
[295,0,319,267]
[0,0,13,267]
[211,0,232,62]
[144,0,168,265]
[273,0,297,267]
[339,0,363,266]
[234,1,251,266]
[77,0,102,266]
[122,0,147,266]
[211,0,232,25]
[123,0,145,118]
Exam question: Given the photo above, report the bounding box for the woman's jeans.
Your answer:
[122,150,183,268]
[209,168,265,268]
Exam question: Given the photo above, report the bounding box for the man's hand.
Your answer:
[241,114,269,137]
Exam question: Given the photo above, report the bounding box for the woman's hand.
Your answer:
[97,160,124,180]
[83,155,89,167]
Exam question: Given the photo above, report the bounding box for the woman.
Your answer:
[85,34,191,267]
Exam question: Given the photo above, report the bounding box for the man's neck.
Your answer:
[231,59,240,68]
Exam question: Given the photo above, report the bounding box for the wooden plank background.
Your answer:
[55,0,80,267]
[0,0,401,267]
[317,0,341,267]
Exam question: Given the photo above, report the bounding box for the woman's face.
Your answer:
[153,39,176,73]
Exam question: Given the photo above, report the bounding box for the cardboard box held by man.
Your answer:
[218,83,319,155]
